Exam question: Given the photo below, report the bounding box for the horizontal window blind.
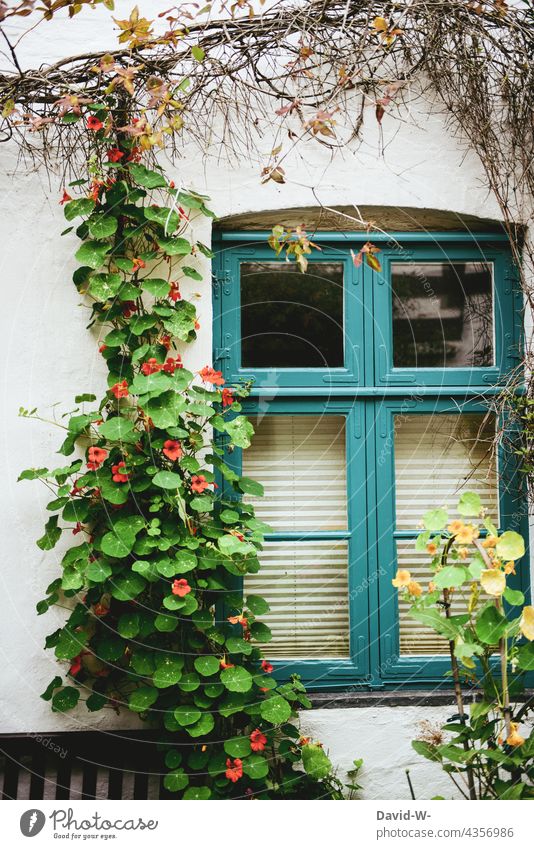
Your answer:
[395,413,497,655]
[243,415,347,531]
[242,415,350,658]
[245,540,350,658]
[395,413,498,531]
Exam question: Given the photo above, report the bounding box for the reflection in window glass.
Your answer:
[240,262,344,368]
[392,262,493,367]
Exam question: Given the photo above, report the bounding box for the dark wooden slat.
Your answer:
[29,750,47,799]
[107,762,124,800]
[81,762,98,800]
[2,756,20,800]
[133,768,149,799]
[55,759,72,800]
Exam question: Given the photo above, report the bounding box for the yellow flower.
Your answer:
[455,524,479,545]
[392,569,411,588]
[506,723,525,748]
[447,520,464,536]
[519,606,534,641]
[426,542,438,555]
[428,581,437,592]
[457,547,469,560]
[483,535,499,549]
[504,561,516,575]
[408,581,423,597]
[480,568,506,597]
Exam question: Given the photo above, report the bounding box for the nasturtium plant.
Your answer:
[20,139,345,800]
[393,492,534,799]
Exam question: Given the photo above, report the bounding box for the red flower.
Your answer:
[220,659,234,669]
[141,358,162,376]
[110,380,129,399]
[70,481,84,496]
[225,758,243,783]
[172,578,191,597]
[69,652,88,676]
[163,439,183,461]
[199,366,225,386]
[131,257,146,272]
[87,446,108,471]
[168,282,181,302]
[72,522,84,535]
[221,388,234,407]
[122,300,138,318]
[162,356,182,374]
[228,613,248,628]
[190,474,209,493]
[250,729,267,752]
[107,147,124,162]
[87,115,103,131]
[112,461,130,483]
[93,602,109,617]
[99,344,107,354]
[126,146,142,163]
[160,334,172,351]
[194,320,200,330]
[261,659,273,674]
[59,190,72,205]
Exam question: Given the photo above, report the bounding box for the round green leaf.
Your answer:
[259,695,292,724]
[75,240,111,269]
[88,215,118,239]
[86,559,112,582]
[179,672,200,692]
[423,507,448,532]
[152,470,183,490]
[246,595,270,616]
[128,686,158,713]
[183,786,211,800]
[174,706,201,726]
[475,604,508,645]
[187,713,215,738]
[118,612,140,638]
[301,743,332,780]
[194,656,219,676]
[224,736,251,758]
[457,491,482,517]
[496,531,525,562]
[242,753,269,780]
[434,566,467,590]
[153,660,183,689]
[99,417,136,441]
[129,163,167,189]
[51,687,80,713]
[220,665,253,693]
[109,574,146,601]
[101,530,135,558]
[163,769,189,792]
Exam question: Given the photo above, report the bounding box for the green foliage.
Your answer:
[394,491,534,799]
[22,152,346,800]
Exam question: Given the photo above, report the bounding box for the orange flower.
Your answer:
[506,723,525,748]
[392,569,411,588]
[199,366,225,386]
[171,578,191,597]
[163,440,182,461]
[220,659,234,670]
[456,524,479,545]
[190,474,209,493]
[457,547,469,560]
[112,461,130,483]
[87,446,108,471]
[141,358,162,375]
[426,542,438,555]
[225,758,243,783]
[250,729,267,752]
[447,520,464,536]
[504,561,516,575]
[228,613,248,628]
[87,115,103,131]
[408,581,422,597]
[131,257,146,272]
[483,535,499,549]
[110,380,129,399]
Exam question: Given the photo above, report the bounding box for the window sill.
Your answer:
[306,689,534,709]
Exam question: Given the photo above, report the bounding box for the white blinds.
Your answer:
[245,540,350,658]
[242,415,350,658]
[395,413,498,656]
[395,413,498,530]
[243,415,348,531]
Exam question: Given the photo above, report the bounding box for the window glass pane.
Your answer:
[240,261,344,368]
[394,413,498,531]
[392,262,493,367]
[245,540,350,658]
[242,415,347,531]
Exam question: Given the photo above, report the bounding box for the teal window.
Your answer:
[213,231,527,691]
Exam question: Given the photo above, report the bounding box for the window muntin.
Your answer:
[242,414,350,659]
[240,261,344,369]
[394,413,498,656]
[391,261,494,369]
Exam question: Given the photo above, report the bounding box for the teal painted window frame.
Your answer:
[213,231,529,692]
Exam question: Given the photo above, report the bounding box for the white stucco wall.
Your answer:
[1,2,531,801]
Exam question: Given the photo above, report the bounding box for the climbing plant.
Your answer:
[19,134,344,798]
